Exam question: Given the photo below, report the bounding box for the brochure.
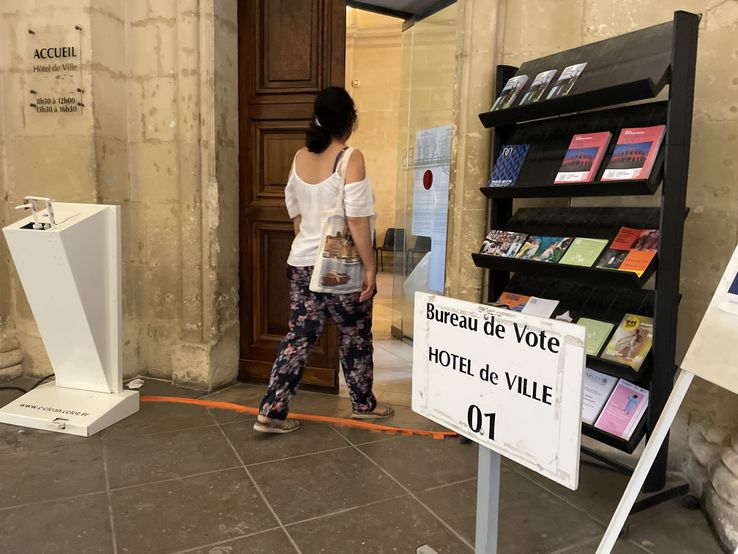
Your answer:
[521,297,560,318]
[596,227,659,277]
[581,368,619,425]
[488,144,531,187]
[601,125,666,181]
[516,236,573,263]
[546,63,587,100]
[497,292,531,312]
[601,313,654,371]
[554,132,612,183]
[519,69,557,105]
[559,237,609,267]
[480,230,528,257]
[491,75,529,111]
[594,379,649,440]
[577,317,615,356]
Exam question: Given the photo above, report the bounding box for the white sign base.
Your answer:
[0,382,138,437]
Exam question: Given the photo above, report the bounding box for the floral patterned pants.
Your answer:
[258,265,377,420]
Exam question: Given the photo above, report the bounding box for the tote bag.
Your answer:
[309,147,369,294]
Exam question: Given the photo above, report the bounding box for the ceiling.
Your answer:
[346,0,456,28]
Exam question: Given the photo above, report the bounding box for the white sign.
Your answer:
[412,293,586,489]
[681,243,738,396]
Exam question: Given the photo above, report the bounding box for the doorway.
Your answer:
[344,8,413,406]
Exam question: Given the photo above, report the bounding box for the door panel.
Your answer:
[238,0,345,389]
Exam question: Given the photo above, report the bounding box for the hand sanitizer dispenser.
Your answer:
[1,201,139,436]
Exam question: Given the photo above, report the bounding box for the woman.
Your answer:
[254,86,394,434]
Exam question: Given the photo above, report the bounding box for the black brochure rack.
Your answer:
[474,11,698,497]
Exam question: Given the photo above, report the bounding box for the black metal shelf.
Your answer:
[582,417,648,455]
[472,253,655,289]
[480,12,699,486]
[586,354,647,383]
[480,178,660,200]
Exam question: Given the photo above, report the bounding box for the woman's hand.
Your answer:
[359,267,377,302]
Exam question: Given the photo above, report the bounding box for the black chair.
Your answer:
[407,236,432,268]
[375,228,406,271]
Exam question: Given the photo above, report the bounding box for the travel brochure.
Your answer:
[487,144,530,187]
[577,317,615,356]
[490,62,587,111]
[496,292,560,318]
[594,379,649,440]
[554,132,612,183]
[601,313,654,371]
[581,368,618,425]
[601,125,666,181]
[479,226,658,277]
[595,227,659,277]
[516,236,572,263]
[480,230,528,257]
[491,75,529,111]
[487,125,664,189]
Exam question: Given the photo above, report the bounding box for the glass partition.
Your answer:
[391,5,459,342]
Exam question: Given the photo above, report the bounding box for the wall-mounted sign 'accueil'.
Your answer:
[412,293,586,490]
[27,25,85,115]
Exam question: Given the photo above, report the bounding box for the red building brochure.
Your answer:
[601,125,666,180]
[554,132,612,183]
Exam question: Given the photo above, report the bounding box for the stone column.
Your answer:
[445,0,504,302]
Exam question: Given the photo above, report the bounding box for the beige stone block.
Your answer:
[126,0,149,23]
[91,71,127,140]
[504,0,583,57]
[96,137,129,201]
[138,323,176,377]
[129,142,178,203]
[0,348,22,369]
[207,322,239,390]
[16,333,51,377]
[90,8,125,74]
[156,21,177,77]
[148,0,177,20]
[171,341,210,389]
[687,120,738,213]
[0,337,20,353]
[120,201,147,264]
[145,200,181,267]
[694,23,738,122]
[126,79,144,142]
[127,26,159,78]
[142,77,177,142]
[176,75,201,143]
[121,318,139,378]
[0,363,23,382]
[7,135,97,201]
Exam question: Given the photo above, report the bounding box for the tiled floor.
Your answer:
[0,378,724,554]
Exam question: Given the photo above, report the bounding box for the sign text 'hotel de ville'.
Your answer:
[27,25,85,115]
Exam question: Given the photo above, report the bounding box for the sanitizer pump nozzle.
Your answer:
[14,196,56,229]
[15,198,42,229]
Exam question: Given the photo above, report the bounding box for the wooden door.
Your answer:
[238,0,346,389]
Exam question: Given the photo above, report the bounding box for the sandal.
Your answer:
[253,417,301,434]
[351,404,395,420]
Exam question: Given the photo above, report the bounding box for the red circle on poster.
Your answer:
[423,170,433,190]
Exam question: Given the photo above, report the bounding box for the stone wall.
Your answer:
[447,0,738,547]
[345,10,402,244]
[0,0,239,391]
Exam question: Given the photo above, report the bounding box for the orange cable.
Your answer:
[140,395,458,441]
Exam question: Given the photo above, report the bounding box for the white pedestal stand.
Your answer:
[1,202,138,436]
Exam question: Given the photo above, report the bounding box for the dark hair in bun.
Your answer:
[305,86,358,153]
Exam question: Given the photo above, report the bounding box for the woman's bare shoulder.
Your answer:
[345,148,366,182]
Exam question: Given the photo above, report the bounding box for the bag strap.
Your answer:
[333,147,355,211]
